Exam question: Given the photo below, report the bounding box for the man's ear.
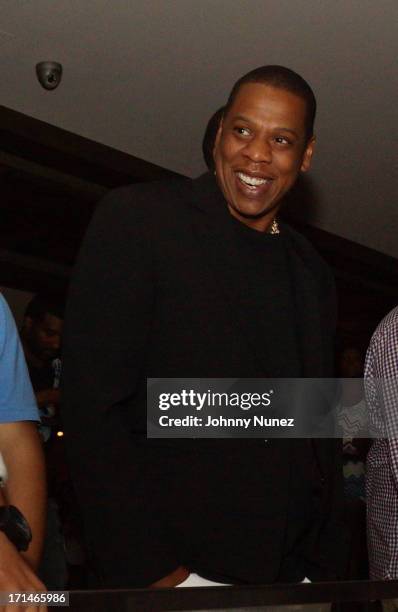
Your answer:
[213,118,224,164]
[300,136,316,173]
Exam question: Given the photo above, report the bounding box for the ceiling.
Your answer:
[0,1,397,257]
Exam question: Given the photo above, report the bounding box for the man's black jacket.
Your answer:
[62,173,348,587]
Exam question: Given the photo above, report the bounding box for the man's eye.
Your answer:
[275,136,291,145]
[234,126,250,136]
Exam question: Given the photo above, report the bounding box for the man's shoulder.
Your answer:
[365,306,398,379]
[281,223,332,280]
[0,294,13,346]
[370,306,398,346]
[0,293,10,318]
[96,177,193,224]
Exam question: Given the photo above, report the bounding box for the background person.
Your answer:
[365,306,398,612]
[20,294,85,590]
[20,294,64,439]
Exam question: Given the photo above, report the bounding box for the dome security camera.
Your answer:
[36,62,63,90]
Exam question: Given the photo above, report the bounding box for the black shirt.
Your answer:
[232,217,301,377]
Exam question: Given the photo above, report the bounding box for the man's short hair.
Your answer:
[25,293,65,322]
[224,65,317,141]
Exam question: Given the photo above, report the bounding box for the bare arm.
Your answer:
[0,436,47,611]
[0,422,46,570]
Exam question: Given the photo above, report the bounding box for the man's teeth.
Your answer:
[237,172,270,187]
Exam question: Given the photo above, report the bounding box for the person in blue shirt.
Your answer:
[0,293,47,598]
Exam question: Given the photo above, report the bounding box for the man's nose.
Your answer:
[243,136,272,163]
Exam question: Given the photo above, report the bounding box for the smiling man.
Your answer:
[214,79,314,231]
[62,65,347,590]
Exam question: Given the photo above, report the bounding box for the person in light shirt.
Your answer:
[365,306,398,611]
[0,293,47,608]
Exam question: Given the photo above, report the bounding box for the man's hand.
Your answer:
[34,390,60,409]
[0,532,47,612]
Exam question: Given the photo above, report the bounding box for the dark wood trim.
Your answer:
[288,221,398,298]
[0,105,184,188]
[302,224,398,291]
[0,150,106,200]
[0,249,70,294]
